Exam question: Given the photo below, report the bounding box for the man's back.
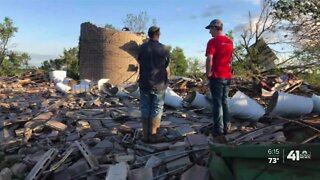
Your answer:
[206,35,233,79]
[137,39,169,91]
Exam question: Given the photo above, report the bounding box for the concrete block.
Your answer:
[166,155,190,171]
[176,125,196,136]
[128,168,153,180]
[88,120,104,131]
[34,112,53,121]
[66,132,80,141]
[76,120,91,131]
[122,121,142,130]
[186,134,208,146]
[10,163,28,177]
[145,156,162,168]
[54,167,71,180]
[67,159,90,178]
[169,141,187,150]
[181,165,209,180]
[82,132,98,139]
[100,120,120,129]
[91,139,113,156]
[164,150,190,171]
[46,120,67,131]
[105,162,128,180]
[14,128,25,137]
[148,142,170,151]
[0,168,12,180]
[115,154,135,163]
[87,175,100,180]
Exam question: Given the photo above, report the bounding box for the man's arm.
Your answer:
[137,45,143,64]
[205,40,215,78]
[206,55,213,78]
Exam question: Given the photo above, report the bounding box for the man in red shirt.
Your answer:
[205,19,233,136]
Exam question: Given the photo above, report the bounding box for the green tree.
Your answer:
[186,58,203,78]
[104,24,117,30]
[273,0,320,72]
[169,47,188,76]
[0,17,30,76]
[40,47,79,79]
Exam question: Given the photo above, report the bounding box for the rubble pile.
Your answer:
[0,71,320,180]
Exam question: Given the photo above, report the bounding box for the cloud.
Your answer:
[233,15,288,46]
[202,5,223,18]
[190,5,223,19]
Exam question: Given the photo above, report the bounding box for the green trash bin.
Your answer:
[208,142,320,180]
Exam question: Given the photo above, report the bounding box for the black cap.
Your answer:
[148,26,160,35]
[205,19,223,29]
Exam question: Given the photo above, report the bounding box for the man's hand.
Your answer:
[206,71,212,78]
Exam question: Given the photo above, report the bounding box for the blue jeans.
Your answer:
[209,78,231,134]
[139,89,165,119]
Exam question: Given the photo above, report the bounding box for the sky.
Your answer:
[0,0,263,66]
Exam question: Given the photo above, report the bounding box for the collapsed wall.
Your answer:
[79,22,144,84]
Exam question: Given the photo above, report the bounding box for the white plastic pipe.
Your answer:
[49,70,66,83]
[124,84,140,99]
[164,87,183,108]
[62,77,73,85]
[72,84,90,94]
[312,94,320,113]
[267,91,313,117]
[97,79,110,93]
[55,82,71,94]
[80,79,92,87]
[228,91,265,121]
[184,91,212,109]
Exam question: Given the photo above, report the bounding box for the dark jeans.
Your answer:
[139,89,165,119]
[209,78,231,134]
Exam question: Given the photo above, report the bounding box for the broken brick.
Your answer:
[46,120,67,131]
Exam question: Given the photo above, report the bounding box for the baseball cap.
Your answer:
[205,19,223,29]
[148,26,160,34]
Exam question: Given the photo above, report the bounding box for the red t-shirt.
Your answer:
[205,35,233,79]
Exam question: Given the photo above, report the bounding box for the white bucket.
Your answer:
[49,70,66,83]
[312,94,320,113]
[184,91,212,109]
[164,87,183,108]
[98,79,110,93]
[229,91,265,121]
[267,91,313,117]
[55,82,71,94]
